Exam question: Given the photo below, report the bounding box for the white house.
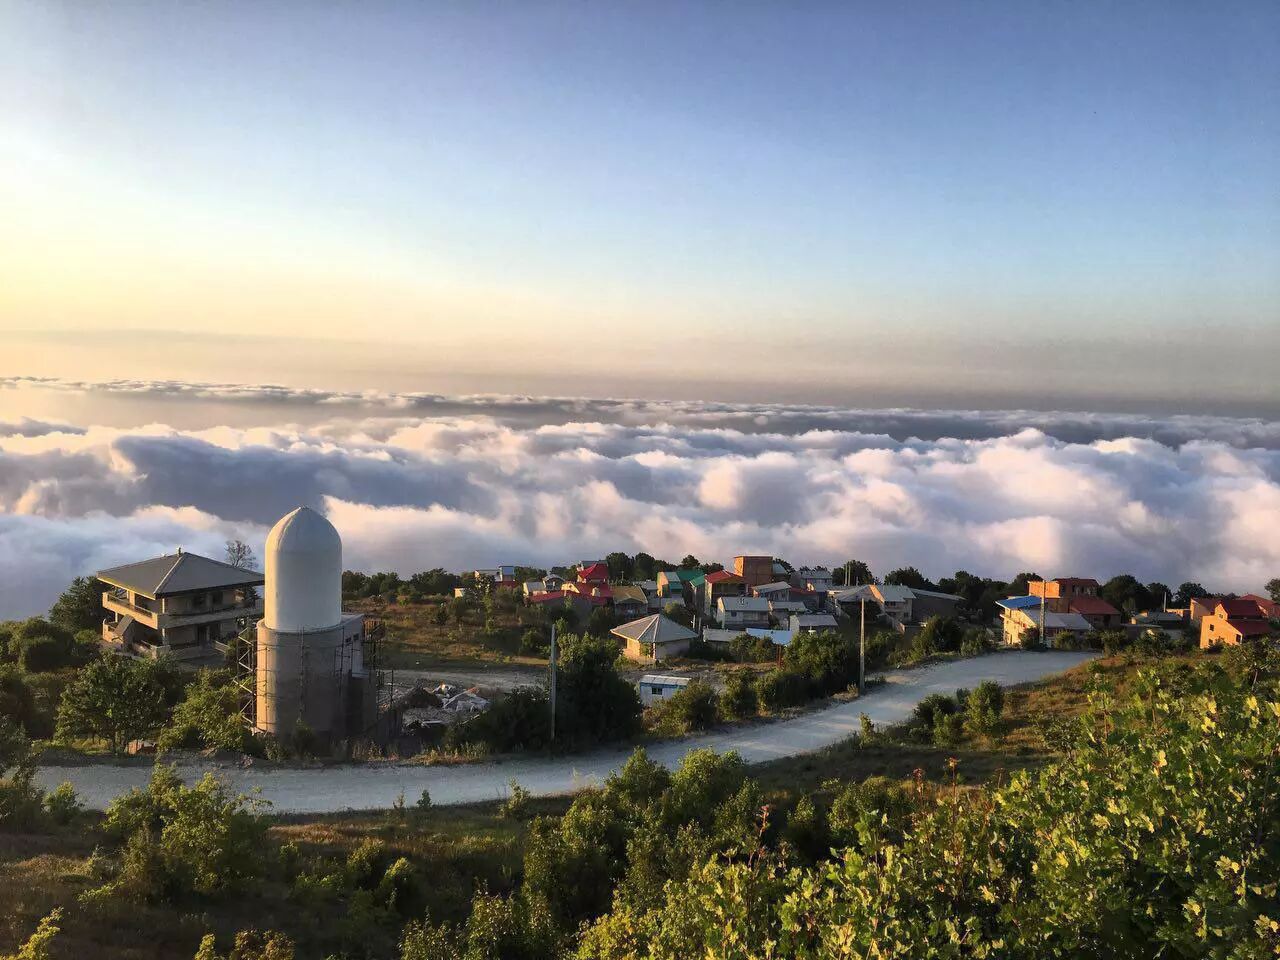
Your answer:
[790,612,838,633]
[637,674,691,706]
[717,595,771,629]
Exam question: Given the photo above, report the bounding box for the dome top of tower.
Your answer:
[267,506,341,555]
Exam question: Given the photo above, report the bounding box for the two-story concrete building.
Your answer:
[98,550,264,660]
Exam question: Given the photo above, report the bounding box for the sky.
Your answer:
[1,1,1278,409]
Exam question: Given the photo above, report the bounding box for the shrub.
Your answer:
[756,669,810,712]
[964,680,1004,738]
[828,776,916,848]
[555,634,642,746]
[646,681,719,735]
[728,633,776,663]
[448,687,551,753]
[0,717,42,832]
[912,692,958,729]
[158,671,249,753]
[685,638,732,661]
[193,930,295,960]
[783,630,858,697]
[416,788,432,811]
[0,664,38,734]
[720,672,758,720]
[89,764,268,902]
[4,908,63,960]
[500,780,531,820]
[959,627,992,657]
[518,628,548,657]
[43,781,82,824]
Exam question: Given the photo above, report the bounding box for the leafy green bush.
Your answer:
[783,629,857,697]
[447,687,551,753]
[0,664,38,734]
[645,680,719,735]
[575,658,1280,958]
[964,679,1004,738]
[3,908,63,960]
[959,627,993,657]
[756,668,810,712]
[43,782,82,825]
[719,672,758,720]
[157,671,250,753]
[87,764,268,902]
[728,633,775,663]
[554,634,642,746]
[193,929,295,960]
[500,780,531,820]
[518,628,548,657]
[0,717,43,832]
[684,638,732,661]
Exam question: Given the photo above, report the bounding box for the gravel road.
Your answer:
[36,651,1094,813]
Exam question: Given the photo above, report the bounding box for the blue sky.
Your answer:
[1,1,1277,408]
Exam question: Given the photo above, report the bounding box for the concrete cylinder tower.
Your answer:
[255,506,356,739]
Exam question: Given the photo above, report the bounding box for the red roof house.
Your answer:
[578,562,610,583]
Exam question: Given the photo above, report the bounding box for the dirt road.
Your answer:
[36,651,1094,813]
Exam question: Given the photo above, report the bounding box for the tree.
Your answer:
[1101,574,1154,614]
[884,567,933,590]
[48,576,105,633]
[157,671,250,753]
[632,553,658,581]
[1265,578,1280,603]
[1175,581,1209,605]
[678,555,700,570]
[556,633,642,745]
[0,665,39,736]
[662,602,693,628]
[56,656,177,752]
[831,560,875,587]
[224,540,258,571]
[604,552,633,582]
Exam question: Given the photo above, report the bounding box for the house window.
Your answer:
[651,686,663,696]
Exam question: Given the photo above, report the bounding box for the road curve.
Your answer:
[35,651,1094,814]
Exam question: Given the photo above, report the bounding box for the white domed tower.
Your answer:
[264,506,342,633]
[254,506,378,742]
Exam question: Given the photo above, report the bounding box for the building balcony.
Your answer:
[103,591,263,630]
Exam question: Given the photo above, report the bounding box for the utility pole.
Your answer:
[549,623,557,744]
[1038,580,1046,649]
[859,596,866,695]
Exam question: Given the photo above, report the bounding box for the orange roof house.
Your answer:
[1066,594,1122,627]
[1200,598,1273,648]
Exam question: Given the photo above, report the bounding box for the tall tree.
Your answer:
[884,567,933,591]
[1265,578,1280,603]
[1174,581,1209,605]
[832,560,875,587]
[48,576,105,632]
[55,657,177,752]
[224,539,259,571]
[605,552,633,582]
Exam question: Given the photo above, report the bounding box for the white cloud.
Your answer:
[1,378,1279,618]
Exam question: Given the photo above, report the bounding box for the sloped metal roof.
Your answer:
[98,551,263,597]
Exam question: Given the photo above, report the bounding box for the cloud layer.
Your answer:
[2,378,1279,619]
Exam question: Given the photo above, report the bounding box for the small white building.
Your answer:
[717,595,771,629]
[790,612,838,633]
[637,674,691,706]
[754,581,793,601]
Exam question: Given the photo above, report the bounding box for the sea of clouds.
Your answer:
[1,376,1278,619]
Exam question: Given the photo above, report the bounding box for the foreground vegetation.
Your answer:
[3,643,1277,959]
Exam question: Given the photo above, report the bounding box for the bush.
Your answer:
[783,630,857,697]
[500,780,531,820]
[448,687,551,753]
[88,764,268,902]
[720,673,758,720]
[0,664,38,734]
[555,634,642,746]
[685,638,732,662]
[912,692,958,729]
[518,628,548,657]
[43,782,82,825]
[158,671,249,753]
[0,717,43,832]
[4,908,63,960]
[646,681,719,735]
[959,627,993,657]
[576,660,1280,958]
[193,930,295,960]
[756,669,810,712]
[828,776,916,848]
[728,633,775,663]
[964,680,1004,738]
